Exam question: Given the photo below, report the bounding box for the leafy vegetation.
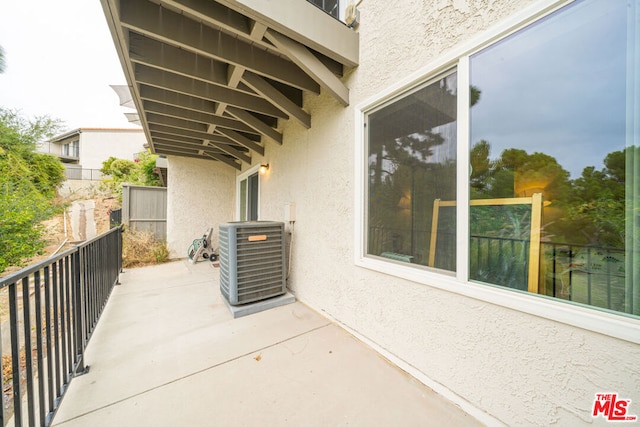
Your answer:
[0,109,66,273]
[100,150,161,198]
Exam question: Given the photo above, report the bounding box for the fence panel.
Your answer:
[122,185,167,241]
[64,168,103,181]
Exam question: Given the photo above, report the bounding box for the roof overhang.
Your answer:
[101,0,359,170]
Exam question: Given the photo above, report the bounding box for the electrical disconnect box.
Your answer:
[284,202,296,223]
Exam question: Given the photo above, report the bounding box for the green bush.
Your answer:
[100,151,161,198]
[0,109,65,273]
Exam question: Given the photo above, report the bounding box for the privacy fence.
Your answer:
[122,185,167,241]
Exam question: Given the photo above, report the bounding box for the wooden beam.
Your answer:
[148,113,263,156]
[215,128,264,156]
[135,64,288,119]
[242,71,310,128]
[148,123,251,164]
[142,100,258,135]
[140,86,280,144]
[129,33,228,87]
[147,123,238,147]
[147,112,209,133]
[528,193,543,294]
[201,151,242,170]
[151,137,224,152]
[139,85,216,113]
[226,106,282,145]
[119,0,320,93]
[155,146,242,170]
[265,30,349,106]
[149,131,206,146]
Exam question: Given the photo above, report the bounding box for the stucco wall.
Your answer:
[168,0,640,425]
[80,129,146,170]
[166,156,235,258]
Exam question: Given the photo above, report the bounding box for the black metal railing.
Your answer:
[368,225,628,313]
[468,236,627,312]
[306,0,339,19]
[0,226,122,426]
[543,241,626,312]
[109,208,122,228]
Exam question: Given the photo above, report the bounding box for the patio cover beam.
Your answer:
[226,106,282,145]
[148,123,251,164]
[153,145,241,170]
[241,71,310,129]
[265,30,349,106]
[134,65,287,119]
[147,113,264,156]
[140,86,282,146]
[142,101,258,135]
[119,0,320,93]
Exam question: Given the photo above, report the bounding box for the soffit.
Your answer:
[101,0,359,170]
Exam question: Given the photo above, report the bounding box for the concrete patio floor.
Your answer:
[51,260,482,426]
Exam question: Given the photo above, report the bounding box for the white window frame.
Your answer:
[236,164,261,221]
[354,0,639,344]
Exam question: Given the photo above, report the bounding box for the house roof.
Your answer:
[48,127,144,144]
[100,0,359,170]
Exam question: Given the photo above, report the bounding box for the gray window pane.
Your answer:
[367,72,457,271]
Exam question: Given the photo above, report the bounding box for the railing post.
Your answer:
[73,249,89,377]
[8,281,22,426]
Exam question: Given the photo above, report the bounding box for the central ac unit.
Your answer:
[219,221,286,306]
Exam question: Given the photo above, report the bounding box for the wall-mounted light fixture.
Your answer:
[259,164,269,174]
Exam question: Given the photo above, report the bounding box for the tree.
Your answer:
[100,150,161,197]
[564,147,635,247]
[0,109,66,273]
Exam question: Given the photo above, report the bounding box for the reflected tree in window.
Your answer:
[368,74,457,270]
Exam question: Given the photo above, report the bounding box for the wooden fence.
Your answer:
[122,185,167,241]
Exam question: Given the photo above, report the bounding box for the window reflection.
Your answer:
[367,73,458,271]
[469,0,638,315]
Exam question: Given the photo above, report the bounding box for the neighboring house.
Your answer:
[102,0,639,425]
[42,127,147,182]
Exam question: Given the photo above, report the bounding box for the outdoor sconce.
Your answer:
[259,164,269,174]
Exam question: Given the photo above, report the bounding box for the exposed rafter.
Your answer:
[101,0,358,169]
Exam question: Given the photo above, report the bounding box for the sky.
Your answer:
[469,0,627,179]
[0,0,139,132]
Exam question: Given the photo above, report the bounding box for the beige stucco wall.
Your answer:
[167,0,640,425]
[166,156,236,258]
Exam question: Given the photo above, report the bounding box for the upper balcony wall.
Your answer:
[222,0,358,68]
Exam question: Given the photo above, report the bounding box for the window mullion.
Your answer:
[456,56,470,283]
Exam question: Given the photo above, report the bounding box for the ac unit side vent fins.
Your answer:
[218,221,287,306]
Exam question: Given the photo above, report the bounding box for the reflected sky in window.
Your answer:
[470,0,628,178]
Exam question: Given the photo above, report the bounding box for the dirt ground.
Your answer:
[2,195,121,276]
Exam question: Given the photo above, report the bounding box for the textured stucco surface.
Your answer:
[166,156,235,258]
[167,0,640,425]
[79,129,146,170]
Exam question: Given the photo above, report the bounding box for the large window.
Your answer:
[367,72,457,272]
[362,0,639,318]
